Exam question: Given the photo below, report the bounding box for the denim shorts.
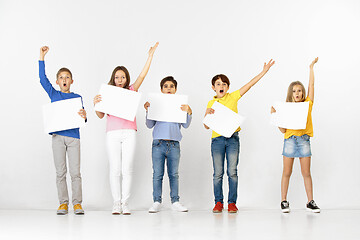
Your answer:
[282,134,312,158]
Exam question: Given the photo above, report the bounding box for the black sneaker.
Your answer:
[306,200,320,213]
[281,200,290,213]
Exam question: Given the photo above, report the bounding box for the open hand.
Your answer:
[263,59,275,72]
[78,109,87,120]
[271,106,276,114]
[310,57,318,68]
[181,104,192,115]
[144,101,150,111]
[205,108,215,116]
[93,94,102,106]
[148,42,159,57]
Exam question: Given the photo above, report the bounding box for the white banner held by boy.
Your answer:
[94,84,142,121]
[203,101,246,138]
[43,97,86,134]
[146,93,188,123]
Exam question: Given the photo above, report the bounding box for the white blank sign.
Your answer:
[43,97,85,134]
[203,101,245,138]
[147,93,188,123]
[271,101,309,129]
[94,84,142,121]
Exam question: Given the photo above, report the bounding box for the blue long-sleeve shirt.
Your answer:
[39,60,84,139]
[145,113,192,141]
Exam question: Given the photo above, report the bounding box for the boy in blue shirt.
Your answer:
[144,76,192,213]
[39,46,86,215]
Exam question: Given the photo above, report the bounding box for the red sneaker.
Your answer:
[213,202,223,213]
[228,203,238,213]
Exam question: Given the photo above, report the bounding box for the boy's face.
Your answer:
[56,71,73,93]
[292,85,303,102]
[212,78,229,98]
[114,70,127,88]
[161,81,177,94]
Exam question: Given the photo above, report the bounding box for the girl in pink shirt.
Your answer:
[94,42,159,215]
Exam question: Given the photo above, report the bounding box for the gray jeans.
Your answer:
[52,134,82,205]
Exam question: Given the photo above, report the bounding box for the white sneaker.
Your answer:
[148,202,161,213]
[112,201,122,215]
[122,203,131,215]
[171,202,188,212]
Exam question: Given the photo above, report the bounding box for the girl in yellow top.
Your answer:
[271,57,320,213]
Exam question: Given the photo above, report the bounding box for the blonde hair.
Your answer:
[286,81,306,102]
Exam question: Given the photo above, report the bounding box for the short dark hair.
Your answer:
[108,66,131,89]
[56,68,72,79]
[211,74,230,86]
[160,76,177,89]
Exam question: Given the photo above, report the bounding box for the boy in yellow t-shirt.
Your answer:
[204,59,275,213]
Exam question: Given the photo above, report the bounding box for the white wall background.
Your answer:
[1,0,360,210]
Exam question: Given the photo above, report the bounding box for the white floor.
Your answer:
[1,209,359,240]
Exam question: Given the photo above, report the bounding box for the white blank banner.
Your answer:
[203,101,245,138]
[147,93,188,123]
[94,84,142,121]
[270,101,309,129]
[43,97,85,134]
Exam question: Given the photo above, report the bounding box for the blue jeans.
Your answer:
[152,140,180,203]
[211,132,240,204]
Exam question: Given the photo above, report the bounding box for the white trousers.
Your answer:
[106,129,136,204]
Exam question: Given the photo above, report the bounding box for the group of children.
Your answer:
[39,43,320,215]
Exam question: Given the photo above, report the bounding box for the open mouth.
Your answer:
[63,83,67,87]
[220,90,224,93]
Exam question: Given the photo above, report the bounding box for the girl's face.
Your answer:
[161,81,177,94]
[114,70,127,88]
[292,85,303,102]
[212,78,229,98]
[56,71,73,93]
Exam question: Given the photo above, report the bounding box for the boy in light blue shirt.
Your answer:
[144,76,192,213]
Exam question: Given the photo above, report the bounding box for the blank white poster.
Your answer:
[94,84,142,121]
[203,101,245,138]
[270,101,309,129]
[147,93,188,123]
[43,97,85,134]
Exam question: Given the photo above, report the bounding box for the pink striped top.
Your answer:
[106,85,137,132]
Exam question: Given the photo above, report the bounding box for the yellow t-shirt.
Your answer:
[206,90,242,138]
[284,97,313,139]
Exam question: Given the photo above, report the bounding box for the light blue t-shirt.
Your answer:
[145,113,192,141]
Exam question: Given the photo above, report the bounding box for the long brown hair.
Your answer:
[286,81,306,102]
[108,66,130,89]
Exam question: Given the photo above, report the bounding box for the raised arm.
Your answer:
[307,57,318,102]
[239,59,275,96]
[132,42,159,91]
[39,46,56,98]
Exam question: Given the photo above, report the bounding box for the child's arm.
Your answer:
[132,42,159,91]
[203,108,215,129]
[144,102,156,128]
[39,46,57,98]
[308,57,318,102]
[271,106,286,133]
[239,59,275,96]
[181,104,192,128]
[93,94,105,119]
